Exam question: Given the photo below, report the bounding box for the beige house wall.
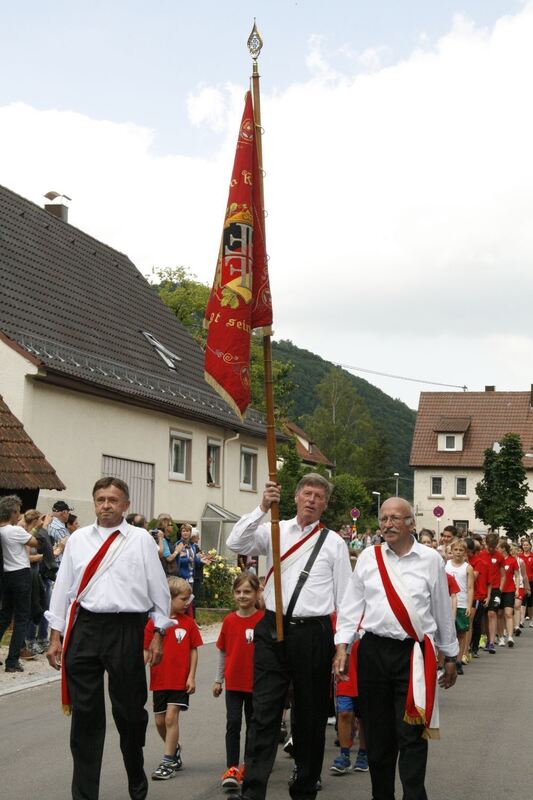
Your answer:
[414,467,533,535]
[0,341,267,529]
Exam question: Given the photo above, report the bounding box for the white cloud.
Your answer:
[2,4,533,408]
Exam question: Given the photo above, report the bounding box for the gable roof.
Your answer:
[411,391,533,468]
[0,184,266,437]
[0,395,65,490]
[284,421,335,469]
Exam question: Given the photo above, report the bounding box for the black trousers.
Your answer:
[358,633,428,800]
[225,689,253,767]
[0,568,31,667]
[65,608,148,800]
[471,602,485,652]
[242,612,334,800]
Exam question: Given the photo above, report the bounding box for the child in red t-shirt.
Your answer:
[496,541,520,647]
[144,577,203,781]
[330,635,368,775]
[213,572,264,790]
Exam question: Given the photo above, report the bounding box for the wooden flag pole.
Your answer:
[248,22,284,642]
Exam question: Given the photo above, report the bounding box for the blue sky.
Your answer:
[1,1,531,408]
[0,0,521,154]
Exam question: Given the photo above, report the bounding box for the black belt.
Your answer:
[265,610,330,625]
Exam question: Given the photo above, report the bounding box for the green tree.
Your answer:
[302,367,374,474]
[276,439,306,520]
[475,433,533,539]
[323,473,372,531]
[355,431,396,500]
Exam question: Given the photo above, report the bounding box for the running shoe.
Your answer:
[238,764,246,783]
[330,754,351,774]
[173,746,182,771]
[479,634,488,648]
[507,637,514,648]
[461,655,469,665]
[19,647,36,660]
[472,649,479,658]
[221,767,240,788]
[498,637,506,647]
[456,661,464,675]
[488,642,496,654]
[151,760,179,781]
[514,627,522,637]
[353,751,369,772]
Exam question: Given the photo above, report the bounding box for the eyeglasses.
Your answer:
[378,515,412,525]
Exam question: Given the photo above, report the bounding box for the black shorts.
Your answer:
[523,593,533,608]
[487,589,501,612]
[153,689,189,714]
[501,591,515,609]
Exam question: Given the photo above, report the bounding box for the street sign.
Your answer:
[433,505,444,518]
[351,507,360,519]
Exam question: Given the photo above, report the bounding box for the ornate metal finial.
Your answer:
[247,19,263,61]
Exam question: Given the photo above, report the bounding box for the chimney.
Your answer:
[485,385,495,392]
[43,191,71,223]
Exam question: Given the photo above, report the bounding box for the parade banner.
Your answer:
[204,90,272,417]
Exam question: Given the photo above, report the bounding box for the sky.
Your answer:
[0,0,531,409]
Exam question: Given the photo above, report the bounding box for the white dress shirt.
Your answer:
[46,518,171,634]
[335,537,458,658]
[226,506,352,617]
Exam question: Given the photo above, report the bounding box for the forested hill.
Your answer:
[272,339,416,481]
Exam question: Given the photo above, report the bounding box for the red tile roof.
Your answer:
[410,392,533,468]
[0,395,65,490]
[285,421,335,469]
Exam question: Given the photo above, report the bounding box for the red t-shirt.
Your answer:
[447,573,460,595]
[519,552,533,580]
[479,549,505,588]
[470,553,490,600]
[216,609,264,693]
[144,615,203,691]
[502,556,519,593]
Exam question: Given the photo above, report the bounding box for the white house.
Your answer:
[410,388,533,535]
[0,184,274,555]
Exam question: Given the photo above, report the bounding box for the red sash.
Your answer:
[374,545,438,737]
[263,522,322,586]
[61,531,121,714]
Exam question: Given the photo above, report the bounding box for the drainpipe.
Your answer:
[222,432,240,510]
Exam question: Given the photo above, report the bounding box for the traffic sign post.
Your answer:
[433,506,444,542]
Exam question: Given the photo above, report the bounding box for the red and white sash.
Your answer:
[60,530,127,714]
[374,544,439,739]
[263,523,322,608]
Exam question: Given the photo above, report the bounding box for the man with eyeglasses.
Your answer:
[334,497,458,800]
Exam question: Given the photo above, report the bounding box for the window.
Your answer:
[240,446,258,491]
[455,477,467,496]
[445,435,456,450]
[453,520,469,535]
[169,431,192,481]
[431,476,442,496]
[207,440,221,486]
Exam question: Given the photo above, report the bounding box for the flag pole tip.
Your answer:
[247,21,263,60]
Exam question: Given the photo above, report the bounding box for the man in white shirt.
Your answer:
[46,477,171,800]
[226,473,352,800]
[0,495,40,672]
[334,497,458,800]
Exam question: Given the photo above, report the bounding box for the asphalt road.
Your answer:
[2,631,533,799]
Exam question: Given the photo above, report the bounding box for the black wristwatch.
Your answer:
[154,627,166,637]
[444,655,457,663]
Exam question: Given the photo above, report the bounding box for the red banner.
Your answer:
[204,90,272,417]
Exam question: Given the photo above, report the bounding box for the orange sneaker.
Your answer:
[221,767,240,789]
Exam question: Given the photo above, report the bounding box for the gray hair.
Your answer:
[0,494,22,523]
[295,473,333,502]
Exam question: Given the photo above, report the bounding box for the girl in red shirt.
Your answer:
[213,572,264,789]
[497,541,519,647]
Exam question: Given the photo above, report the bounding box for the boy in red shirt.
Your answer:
[144,577,203,780]
[519,539,533,625]
[466,538,491,657]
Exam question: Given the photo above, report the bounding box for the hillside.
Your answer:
[272,339,416,483]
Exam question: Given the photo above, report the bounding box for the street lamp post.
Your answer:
[372,491,381,519]
[393,472,399,496]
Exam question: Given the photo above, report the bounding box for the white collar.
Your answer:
[92,517,130,538]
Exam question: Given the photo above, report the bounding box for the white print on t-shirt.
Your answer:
[245,628,254,644]
[492,558,497,564]
[175,628,187,643]
[504,565,510,571]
